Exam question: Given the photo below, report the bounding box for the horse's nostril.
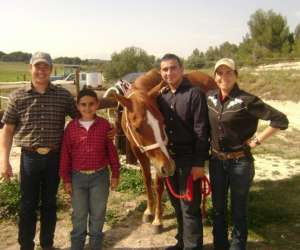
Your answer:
[161,166,167,176]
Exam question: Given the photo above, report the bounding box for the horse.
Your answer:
[108,69,217,233]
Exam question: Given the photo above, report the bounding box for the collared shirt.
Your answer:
[207,84,289,153]
[157,77,210,166]
[1,82,77,147]
[59,116,120,183]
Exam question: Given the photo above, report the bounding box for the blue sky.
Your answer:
[1,0,299,59]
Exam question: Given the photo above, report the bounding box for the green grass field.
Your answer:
[0,62,31,82]
[0,62,65,82]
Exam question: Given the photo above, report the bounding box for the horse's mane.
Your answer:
[130,90,164,124]
[132,69,162,91]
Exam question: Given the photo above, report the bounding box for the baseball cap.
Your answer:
[30,52,52,66]
[214,58,236,74]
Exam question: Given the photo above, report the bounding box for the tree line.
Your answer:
[185,9,300,69]
[0,51,87,65]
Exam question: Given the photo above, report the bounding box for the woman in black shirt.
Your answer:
[207,58,288,250]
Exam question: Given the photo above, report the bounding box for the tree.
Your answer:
[1,51,31,62]
[248,9,290,52]
[53,57,82,65]
[205,46,220,62]
[185,49,205,69]
[292,35,300,56]
[235,34,255,64]
[295,23,300,40]
[103,47,155,81]
[0,51,6,59]
[219,42,238,58]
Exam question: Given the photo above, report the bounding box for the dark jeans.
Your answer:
[209,157,255,250]
[166,156,203,250]
[18,149,60,250]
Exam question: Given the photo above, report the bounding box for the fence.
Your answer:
[0,95,9,110]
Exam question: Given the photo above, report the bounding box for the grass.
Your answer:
[252,125,300,160]
[248,175,300,249]
[0,178,20,219]
[188,67,300,102]
[116,167,145,194]
[0,62,31,82]
[238,69,300,102]
[0,62,65,82]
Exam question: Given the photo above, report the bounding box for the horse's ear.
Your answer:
[148,81,167,99]
[113,93,132,109]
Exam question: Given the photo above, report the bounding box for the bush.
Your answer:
[0,178,20,219]
[116,168,145,194]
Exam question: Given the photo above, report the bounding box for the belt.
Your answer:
[78,168,104,175]
[22,146,59,155]
[212,149,246,160]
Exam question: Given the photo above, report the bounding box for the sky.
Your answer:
[1,0,299,60]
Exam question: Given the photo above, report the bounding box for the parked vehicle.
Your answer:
[52,72,103,90]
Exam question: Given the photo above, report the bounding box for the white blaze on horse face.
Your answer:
[146,111,170,159]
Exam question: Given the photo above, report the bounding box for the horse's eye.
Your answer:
[135,127,143,134]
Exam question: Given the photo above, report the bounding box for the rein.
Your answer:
[124,91,168,153]
[165,175,211,218]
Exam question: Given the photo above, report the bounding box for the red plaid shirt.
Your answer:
[59,116,120,183]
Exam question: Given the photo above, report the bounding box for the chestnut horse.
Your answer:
[112,69,217,233]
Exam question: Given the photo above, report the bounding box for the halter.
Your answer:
[124,91,168,154]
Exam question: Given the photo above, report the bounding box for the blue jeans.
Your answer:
[71,168,110,250]
[18,149,60,250]
[166,156,203,250]
[209,157,254,250]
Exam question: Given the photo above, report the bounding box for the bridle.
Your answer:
[124,91,168,154]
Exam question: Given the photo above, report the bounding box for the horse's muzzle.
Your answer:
[159,161,175,177]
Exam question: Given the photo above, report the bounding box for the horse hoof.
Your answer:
[142,214,154,223]
[152,224,163,234]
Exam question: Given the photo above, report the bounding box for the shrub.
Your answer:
[0,178,20,219]
[116,168,145,194]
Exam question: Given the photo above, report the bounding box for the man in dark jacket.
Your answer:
[157,54,210,250]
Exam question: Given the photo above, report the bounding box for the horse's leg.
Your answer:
[134,149,155,223]
[152,173,165,233]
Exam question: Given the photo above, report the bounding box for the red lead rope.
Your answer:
[165,175,211,218]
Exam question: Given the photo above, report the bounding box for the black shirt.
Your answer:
[157,77,210,166]
[207,84,289,153]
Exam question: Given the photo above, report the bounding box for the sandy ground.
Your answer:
[1,100,299,250]
[255,61,300,71]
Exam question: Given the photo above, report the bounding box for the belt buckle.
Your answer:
[219,152,228,160]
[36,147,51,155]
[80,170,96,175]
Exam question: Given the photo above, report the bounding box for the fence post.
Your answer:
[75,68,80,95]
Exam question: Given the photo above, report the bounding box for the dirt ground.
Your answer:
[1,100,299,250]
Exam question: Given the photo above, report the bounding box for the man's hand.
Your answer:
[107,125,116,140]
[63,182,72,196]
[190,166,205,181]
[0,162,13,182]
[111,177,119,191]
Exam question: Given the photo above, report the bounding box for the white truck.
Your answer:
[52,72,103,90]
